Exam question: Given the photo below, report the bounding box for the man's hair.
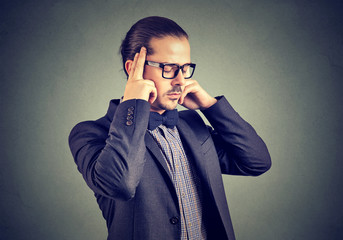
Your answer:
[120,16,189,77]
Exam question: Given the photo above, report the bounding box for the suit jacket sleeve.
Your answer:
[68,99,150,200]
[202,96,271,176]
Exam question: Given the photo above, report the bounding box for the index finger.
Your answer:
[127,52,138,81]
[132,47,147,80]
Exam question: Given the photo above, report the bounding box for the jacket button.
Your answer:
[126,120,133,126]
[170,217,179,225]
[128,106,134,114]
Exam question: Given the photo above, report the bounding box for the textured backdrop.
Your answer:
[1,0,342,239]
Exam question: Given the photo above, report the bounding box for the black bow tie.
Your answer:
[148,109,179,130]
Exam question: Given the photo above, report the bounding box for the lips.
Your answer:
[167,93,181,98]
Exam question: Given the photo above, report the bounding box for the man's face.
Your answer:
[144,36,191,114]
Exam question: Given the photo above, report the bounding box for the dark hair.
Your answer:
[120,16,189,77]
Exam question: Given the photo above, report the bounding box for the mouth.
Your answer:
[167,92,181,99]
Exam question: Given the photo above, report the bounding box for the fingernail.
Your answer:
[142,47,146,52]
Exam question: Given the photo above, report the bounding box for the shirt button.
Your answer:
[170,217,179,225]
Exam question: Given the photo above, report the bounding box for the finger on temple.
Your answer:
[128,53,139,81]
[133,47,146,79]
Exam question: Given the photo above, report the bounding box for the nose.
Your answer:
[172,70,186,86]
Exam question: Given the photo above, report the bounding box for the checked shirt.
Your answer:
[148,125,206,240]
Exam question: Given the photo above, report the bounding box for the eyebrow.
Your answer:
[161,62,192,65]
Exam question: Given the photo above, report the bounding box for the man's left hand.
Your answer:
[179,79,217,110]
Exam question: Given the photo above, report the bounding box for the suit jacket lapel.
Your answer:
[176,118,212,190]
[177,115,233,237]
[145,132,181,205]
[145,122,210,187]
[145,119,215,204]
[144,132,174,182]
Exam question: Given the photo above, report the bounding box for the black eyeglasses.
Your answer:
[145,60,196,79]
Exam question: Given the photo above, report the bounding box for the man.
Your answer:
[69,16,271,240]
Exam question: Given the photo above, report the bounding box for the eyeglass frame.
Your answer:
[145,60,196,79]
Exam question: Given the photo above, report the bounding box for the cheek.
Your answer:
[154,81,167,96]
[143,69,171,96]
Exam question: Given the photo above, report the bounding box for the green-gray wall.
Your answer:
[1,0,342,239]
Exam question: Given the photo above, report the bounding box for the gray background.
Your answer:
[1,0,342,239]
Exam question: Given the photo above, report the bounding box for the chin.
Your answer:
[153,101,178,112]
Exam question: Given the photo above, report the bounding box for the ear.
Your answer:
[125,60,133,76]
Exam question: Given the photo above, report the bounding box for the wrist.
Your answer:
[199,97,217,110]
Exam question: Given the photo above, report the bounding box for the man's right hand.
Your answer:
[122,47,157,104]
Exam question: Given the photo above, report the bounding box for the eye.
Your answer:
[164,65,178,73]
[163,65,173,73]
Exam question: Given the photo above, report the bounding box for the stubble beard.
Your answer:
[151,97,178,112]
[152,86,182,112]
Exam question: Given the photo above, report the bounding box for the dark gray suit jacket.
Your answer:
[69,96,271,240]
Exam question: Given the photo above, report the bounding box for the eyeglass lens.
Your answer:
[163,64,194,79]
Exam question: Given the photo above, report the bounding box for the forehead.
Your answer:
[148,36,190,64]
